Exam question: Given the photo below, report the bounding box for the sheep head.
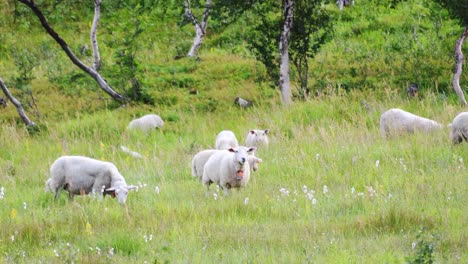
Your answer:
[228,147,256,179]
[105,185,136,204]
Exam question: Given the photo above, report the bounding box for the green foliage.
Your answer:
[406,228,439,264]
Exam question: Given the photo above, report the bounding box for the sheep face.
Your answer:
[248,129,269,147]
[228,147,256,178]
[106,185,136,204]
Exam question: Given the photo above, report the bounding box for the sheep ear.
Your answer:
[264,129,269,134]
[250,130,255,135]
[256,158,263,163]
[228,148,236,153]
[247,147,256,153]
[127,185,137,191]
[106,187,116,191]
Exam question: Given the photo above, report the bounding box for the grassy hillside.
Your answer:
[1,0,467,262]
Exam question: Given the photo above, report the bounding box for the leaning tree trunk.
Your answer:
[453,27,468,107]
[91,0,102,71]
[0,78,36,127]
[185,0,212,58]
[18,0,125,102]
[279,0,294,105]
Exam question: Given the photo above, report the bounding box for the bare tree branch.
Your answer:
[453,27,468,106]
[18,0,125,102]
[91,0,102,71]
[0,77,36,127]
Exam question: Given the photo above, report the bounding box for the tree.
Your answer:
[245,0,332,104]
[0,77,36,128]
[17,0,125,102]
[434,0,468,106]
[184,0,212,57]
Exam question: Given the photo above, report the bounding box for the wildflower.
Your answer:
[316,154,320,160]
[96,247,101,255]
[10,209,17,219]
[302,185,308,193]
[85,223,93,235]
[367,186,377,197]
[107,248,115,258]
[411,242,417,249]
[375,160,380,167]
[11,235,15,242]
[244,197,249,205]
[312,198,317,205]
[213,193,218,200]
[351,187,355,195]
[54,249,59,257]
[0,186,4,199]
[154,186,160,194]
[23,202,27,210]
[279,188,289,196]
[323,185,328,195]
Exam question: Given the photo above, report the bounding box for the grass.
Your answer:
[1,91,467,263]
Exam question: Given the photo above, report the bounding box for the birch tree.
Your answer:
[91,0,102,71]
[184,0,212,57]
[17,0,125,102]
[279,0,294,105]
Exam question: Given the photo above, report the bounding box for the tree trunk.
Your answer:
[18,0,125,102]
[0,77,36,127]
[453,27,468,107]
[185,0,212,58]
[91,0,102,71]
[279,0,294,105]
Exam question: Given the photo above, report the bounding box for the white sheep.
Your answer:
[245,129,269,151]
[215,130,239,150]
[127,114,164,133]
[380,108,442,138]
[449,112,468,144]
[202,146,256,195]
[191,149,262,180]
[45,156,135,204]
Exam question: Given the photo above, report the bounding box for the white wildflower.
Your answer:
[279,188,289,196]
[323,185,328,194]
[213,193,218,201]
[375,160,380,167]
[312,198,317,205]
[351,187,355,195]
[0,186,5,199]
[107,248,115,258]
[154,186,160,194]
[411,242,417,249]
[96,247,101,255]
[54,249,59,257]
[302,185,308,193]
[23,202,27,210]
[316,153,320,160]
[244,197,249,205]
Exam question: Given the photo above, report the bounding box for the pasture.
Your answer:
[1,92,466,263]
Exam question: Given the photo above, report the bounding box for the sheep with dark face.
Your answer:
[45,156,135,204]
[450,112,468,144]
[379,108,442,138]
[202,146,256,195]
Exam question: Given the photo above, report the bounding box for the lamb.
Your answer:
[191,149,262,180]
[45,156,135,204]
[449,112,468,144]
[127,114,164,133]
[245,129,269,151]
[215,130,239,150]
[379,108,442,138]
[202,146,256,195]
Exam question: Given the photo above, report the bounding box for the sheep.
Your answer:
[202,146,256,195]
[449,112,468,144]
[191,149,262,180]
[245,129,269,152]
[215,130,239,150]
[45,156,135,204]
[127,114,164,133]
[379,108,442,138]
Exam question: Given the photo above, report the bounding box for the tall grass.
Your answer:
[1,92,466,263]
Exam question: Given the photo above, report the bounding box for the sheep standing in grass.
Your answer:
[45,156,135,204]
[449,112,468,144]
[127,114,164,133]
[245,129,269,152]
[215,130,239,150]
[202,146,256,195]
[191,149,262,180]
[379,108,442,138]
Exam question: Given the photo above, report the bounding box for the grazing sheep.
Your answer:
[379,108,442,138]
[215,130,239,150]
[234,97,252,108]
[450,112,468,144]
[191,149,262,180]
[202,146,256,195]
[245,129,269,151]
[127,114,164,133]
[45,156,135,204]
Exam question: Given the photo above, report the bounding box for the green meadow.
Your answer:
[0,0,467,263]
